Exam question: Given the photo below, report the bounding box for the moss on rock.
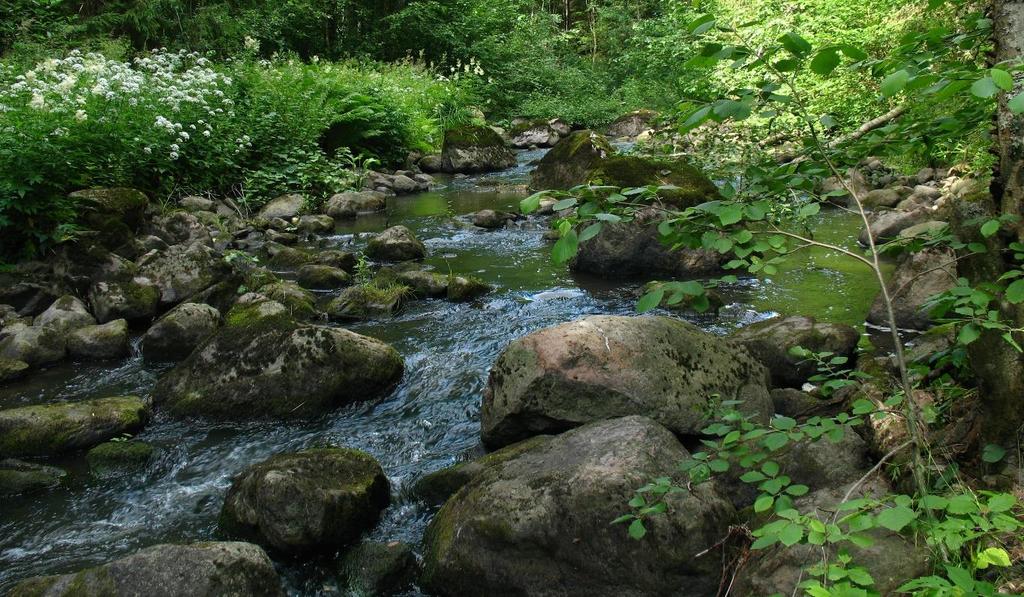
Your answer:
[590,155,720,208]
[86,440,156,474]
[0,396,151,458]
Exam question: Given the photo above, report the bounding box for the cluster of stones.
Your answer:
[826,158,969,330]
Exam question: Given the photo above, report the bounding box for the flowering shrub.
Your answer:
[0,49,462,257]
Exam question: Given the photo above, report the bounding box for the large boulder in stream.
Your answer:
[152,298,403,419]
[366,226,426,262]
[421,416,736,597]
[258,193,305,220]
[88,276,161,324]
[0,396,150,458]
[589,155,720,208]
[530,130,614,190]
[441,125,517,173]
[867,247,956,330]
[571,208,724,278]
[605,109,659,138]
[7,541,285,597]
[0,323,67,367]
[325,191,387,219]
[33,295,96,335]
[481,315,772,449]
[729,315,860,388]
[508,118,566,148]
[219,447,390,554]
[66,319,130,360]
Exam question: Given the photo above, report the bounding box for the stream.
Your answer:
[0,147,882,594]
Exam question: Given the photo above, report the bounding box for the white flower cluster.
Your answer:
[2,49,235,160]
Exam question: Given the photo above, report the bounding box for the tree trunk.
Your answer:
[959,0,1024,445]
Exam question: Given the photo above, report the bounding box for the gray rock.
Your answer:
[89,277,161,324]
[471,209,512,229]
[337,541,418,596]
[508,119,562,148]
[150,211,213,247]
[419,155,444,173]
[0,357,29,383]
[325,191,387,218]
[138,243,229,307]
[143,302,222,362]
[34,295,96,335]
[441,125,517,173]
[67,319,129,360]
[6,542,285,597]
[152,299,403,419]
[867,247,956,330]
[296,265,351,290]
[730,315,860,388]
[366,226,426,262]
[296,214,334,234]
[0,324,66,367]
[421,416,736,597]
[605,110,658,138]
[258,194,305,219]
[481,315,772,448]
[69,188,149,248]
[180,195,215,211]
[315,250,357,272]
[0,458,67,496]
[898,220,948,239]
[862,188,902,209]
[530,130,614,190]
[571,208,724,278]
[219,447,389,553]
[859,208,931,244]
[0,396,150,457]
[390,174,419,194]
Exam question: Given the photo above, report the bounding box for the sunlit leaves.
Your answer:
[780,32,812,57]
[810,50,840,76]
[880,69,911,97]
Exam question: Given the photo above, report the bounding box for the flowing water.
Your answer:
[0,148,882,594]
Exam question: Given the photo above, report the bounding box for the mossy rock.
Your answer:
[447,276,491,302]
[413,436,551,506]
[0,396,151,458]
[70,188,149,248]
[219,447,390,554]
[337,541,418,596]
[267,246,315,269]
[590,156,720,208]
[296,265,351,290]
[443,125,507,149]
[86,440,156,474]
[257,282,317,320]
[326,284,410,321]
[530,130,615,190]
[0,458,67,496]
[153,298,404,419]
[441,125,516,174]
[0,357,29,383]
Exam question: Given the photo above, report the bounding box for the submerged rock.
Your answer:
[571,208,724,279]
[7,541,285,597]
[0,396,150,458]
[143,302,222,362]
[447,276,491,302]
[867,247,955,330]
[152,299,403,419]
[86,440,156,474]
[440,125,517,174]
[530,130,614,190]
[481,315,771,448]
[366,226,426,262]
[67,319,130,360]
[730,315,860,388]
[219,447,390,554]
[0,458,67,496]
[337,541,418,596]
[421,416,736,597]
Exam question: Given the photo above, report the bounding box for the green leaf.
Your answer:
[786,484,810,496]
[946,494,979,514]
[846,568,875,586]
[637,287,665,313]
[779,523,804,546]
[992,68,1014,92]
[987,493,1016,513]
[972,76,1000,99]
[551,229,579,265]
[881,69,911,97]
[876,505,917,532]
[719,204,744,226]
[520,193,543,214]
[552,198,577,211]
[945,565,975,590]
[810,50,840,75]
[780,32,812,57]
[579,222,603,242]
[981,219,1001,237]
[982,443,1007,463]
[754,495,775,512]
[798,203,821,218]
[958,323,982,346]
[1008,92,1024,114]
[976,547,1012,569]
[628,519,647,540]
[1006,279,1024,304]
